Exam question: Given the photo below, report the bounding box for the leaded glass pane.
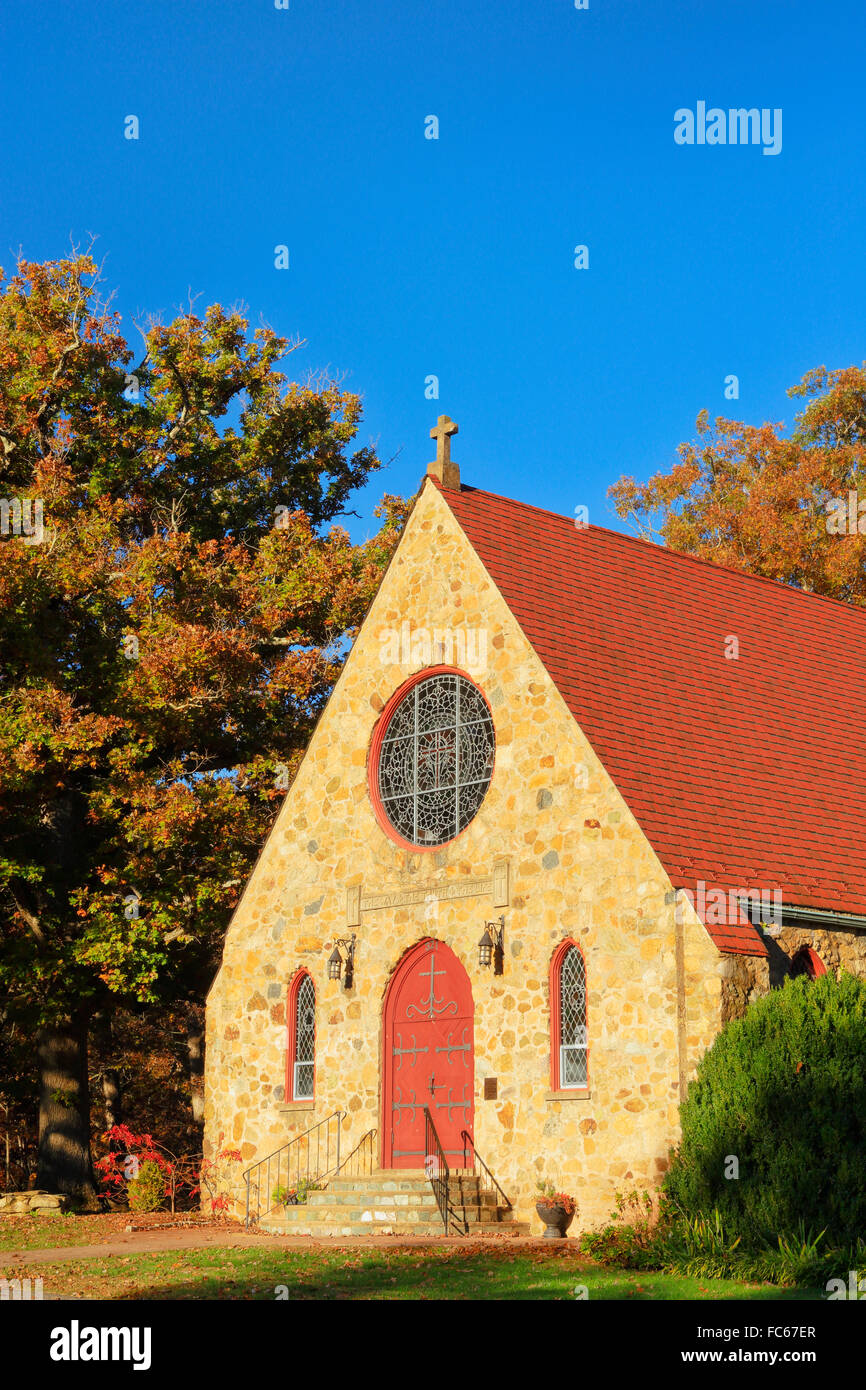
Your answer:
[294,1062,314,1099]
[417,726,457,792]
[377,674,494,846]
[457,719,495,786]
[293,975,315,1099]
[458,782,487,834]
[380,697,416,745]
[560,1045,588,1088]
[378,740,416,802]
[415,677,457,731]
[559,947,587,1089]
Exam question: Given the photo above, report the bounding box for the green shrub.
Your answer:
[654,1215,866,1287]
[665,971,866,1247]
[272,1179,321,1207]
[578,1189,656,1267]
[127,1159,166,1213]
[582,1200,866,1288]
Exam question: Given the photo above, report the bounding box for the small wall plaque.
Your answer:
[346,885,361,927]
[484,1077,498,1100]
[492,861,509,908]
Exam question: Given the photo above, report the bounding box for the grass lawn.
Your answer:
[0,1211,235,1253]
[0,1244,825,1300]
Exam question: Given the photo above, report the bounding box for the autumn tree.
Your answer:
[609,365,866,606]
[0,252,408,1196]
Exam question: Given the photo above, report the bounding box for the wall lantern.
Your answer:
[327,934,356,989]
[478,915,505,975]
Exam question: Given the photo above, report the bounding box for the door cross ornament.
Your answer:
[392,1033,429,1069]
[435,1085,471,1123]
[436,1027,470,1065]
[391,1087,421,1123]
[405,944,458,1020]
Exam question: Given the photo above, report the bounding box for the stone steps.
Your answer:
[274,1201,500,1223]
[256,1167,527,1238]
[313,1186,498,1207]
[260,1209,531,1237]
[259,1219,533,1237]
[308,1190,437,1207]
[327,1174,494,1195]
[327,1169,477,1187]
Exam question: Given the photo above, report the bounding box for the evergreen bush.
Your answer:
[665,972,866,1246]
[127,1158,166,1214]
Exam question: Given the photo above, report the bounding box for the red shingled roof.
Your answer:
[433,479,866,956]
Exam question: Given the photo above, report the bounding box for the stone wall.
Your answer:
[0,1191,68,1216]
[204,480,725,1231]
[721,924,866,1022]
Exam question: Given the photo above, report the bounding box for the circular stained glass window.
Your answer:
[372,671,495,848]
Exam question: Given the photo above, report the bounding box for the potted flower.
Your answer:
[535,1182,577,1239]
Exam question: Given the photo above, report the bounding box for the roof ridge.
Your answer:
[433,478,866,624]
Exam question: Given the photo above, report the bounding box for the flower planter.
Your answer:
[536,1201,574,1240]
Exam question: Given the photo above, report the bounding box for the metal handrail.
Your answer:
[460,1130,513,1211]
[423,1106,450,1233]
[243,1110,344,1228]
[330,1127,377,1182]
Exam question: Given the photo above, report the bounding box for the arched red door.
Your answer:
[382,939,474,1169]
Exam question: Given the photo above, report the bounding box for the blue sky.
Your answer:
[1,0,864,541]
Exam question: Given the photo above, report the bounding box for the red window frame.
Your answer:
[286,970,315,1102]
[549,939,589,1092]
[367,665,495,853]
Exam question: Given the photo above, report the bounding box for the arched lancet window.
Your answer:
[790,946,826,981]
[550,942,588,1091]
[287,972,316,1100]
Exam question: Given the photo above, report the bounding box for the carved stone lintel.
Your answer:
[347,861,510,921]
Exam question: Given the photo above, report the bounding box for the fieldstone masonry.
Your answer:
[720,923,866,1023]
[0,1191,68,1215]
[204,481,735,1229]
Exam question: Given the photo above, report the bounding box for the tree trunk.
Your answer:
[102,1069,122,1132]
[91,1011,122,1132]
[36,1018,97,1199]
[186,1015,205,1125]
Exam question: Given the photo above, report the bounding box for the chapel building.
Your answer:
[203,416,866,1232]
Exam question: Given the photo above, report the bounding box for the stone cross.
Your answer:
[427,414,460,490]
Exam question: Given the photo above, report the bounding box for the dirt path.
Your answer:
[3,1228,535,1267]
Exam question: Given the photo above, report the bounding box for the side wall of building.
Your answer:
[721,924,866,1021]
